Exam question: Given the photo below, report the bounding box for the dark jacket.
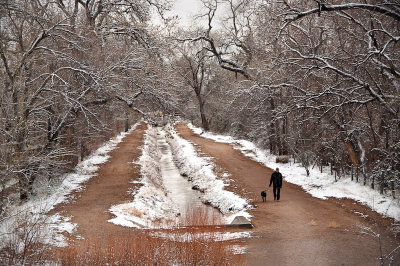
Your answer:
[269,172,282,188]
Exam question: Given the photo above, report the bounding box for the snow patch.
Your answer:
[151,231,252,242]
[45,214,76,247]
[230,244,247,255]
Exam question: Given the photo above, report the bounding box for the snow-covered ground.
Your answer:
[187,123,400,221]
[0,123,140,249]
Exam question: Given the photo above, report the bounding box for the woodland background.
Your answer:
[0,0,399,213]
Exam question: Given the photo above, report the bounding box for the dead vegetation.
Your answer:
[56,208,244,265]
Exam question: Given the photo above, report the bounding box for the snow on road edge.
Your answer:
[165,125,252,223]
[0,122,141,249]
[108,126,179,229]
[187,123,400,221]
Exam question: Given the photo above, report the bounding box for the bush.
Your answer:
[0,211,51,265]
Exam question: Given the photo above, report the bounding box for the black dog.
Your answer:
[261,190,267,202]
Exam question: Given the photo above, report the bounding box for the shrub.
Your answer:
[0,211,51,265]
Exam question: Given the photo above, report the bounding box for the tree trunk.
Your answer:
[78,137,83,163]
[269,98,277,154]
[351,166,353,181]
[279,117,289,155]
[269,123,275,154]
[391,181,396,199]
[197,95,209,131]
[276,122,282,155]
[125,118,129,132]
[0,183,4,215]
[371,175,375,189]
[356,167,359,182]
[379,173,384,194]
[363,166,367,186]
[19,177,29,201]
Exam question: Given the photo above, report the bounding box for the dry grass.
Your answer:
[56,231,243,265]
[126,207,144,218]
[178,205,221,227]
[54,207,244,265]
[0,212,52,265]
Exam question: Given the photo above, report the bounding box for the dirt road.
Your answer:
[54,123,147,239]
[176,123,398,266]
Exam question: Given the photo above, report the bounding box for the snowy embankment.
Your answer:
[108,124,253,250]
[109,125,252,227]
[108,126,179,228]
[0,123,140,249]
[187,123,400,222]
[165,125,252,223]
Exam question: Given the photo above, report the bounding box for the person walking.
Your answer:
[269,168,283,201]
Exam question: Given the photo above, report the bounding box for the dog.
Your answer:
[261,190,267,202]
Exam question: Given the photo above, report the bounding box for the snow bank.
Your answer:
[0,122,140,249]
[108,126,179,229]
[187,123,400,221]
[150,231,252,242]
[165,125,251,222]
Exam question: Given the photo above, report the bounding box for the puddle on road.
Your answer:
[156,128,222,225]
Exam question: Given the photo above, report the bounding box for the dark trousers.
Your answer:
[273,186,281,200]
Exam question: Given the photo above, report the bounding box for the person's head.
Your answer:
[276,168,279,172]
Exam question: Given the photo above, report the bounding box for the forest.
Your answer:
[0,0,399,263]
[2,0,398,207]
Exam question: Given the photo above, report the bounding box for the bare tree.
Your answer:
[176,0,399,194]
[171,40,217,131]
[0,0,172,205]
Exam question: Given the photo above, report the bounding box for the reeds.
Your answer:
[177,205,221,227]
[57,231,242,265]
[56,207,244,265]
